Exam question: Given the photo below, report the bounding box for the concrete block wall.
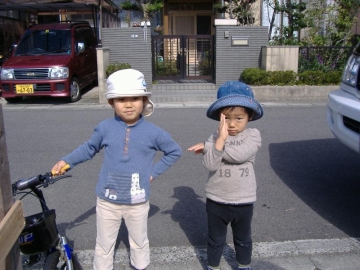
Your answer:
[101,28,152,90]
[215,26,269,87]
[99,27,295,92]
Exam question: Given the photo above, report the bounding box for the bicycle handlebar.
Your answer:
[15,174,48,191]
[12,167,72,195]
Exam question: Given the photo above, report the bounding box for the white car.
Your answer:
[327,48,360,153]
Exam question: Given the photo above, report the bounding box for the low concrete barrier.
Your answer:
[252,85,337,102]
[88,84,337,104]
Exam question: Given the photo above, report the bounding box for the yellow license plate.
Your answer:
[16,84,34,94]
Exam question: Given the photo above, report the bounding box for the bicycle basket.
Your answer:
[19,209,58,255]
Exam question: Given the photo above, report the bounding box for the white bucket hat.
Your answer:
[106,69,154,116]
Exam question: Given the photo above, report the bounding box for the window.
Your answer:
[15,29,71,55]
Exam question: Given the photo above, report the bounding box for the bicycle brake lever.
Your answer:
[47,174,72,186]
[42,173,52,187]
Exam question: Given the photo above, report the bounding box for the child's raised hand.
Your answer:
[188,142,205,154]
[218,113,228,140]
[213,113,228,151]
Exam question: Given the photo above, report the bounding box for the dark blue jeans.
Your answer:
[206,199,254,267]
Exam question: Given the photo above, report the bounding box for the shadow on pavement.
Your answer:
[252,260,287,270]
[56,202,159,256]
[269,138,360,238]
[55,206,96,252]
[162,186,208,267]
[161,186,255,269]
[114,203,160,250]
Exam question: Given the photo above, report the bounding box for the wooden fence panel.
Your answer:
[0,104,23,270]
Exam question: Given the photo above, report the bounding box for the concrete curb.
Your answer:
[22,237,360,270]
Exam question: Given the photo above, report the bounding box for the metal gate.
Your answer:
[152,35,214,82]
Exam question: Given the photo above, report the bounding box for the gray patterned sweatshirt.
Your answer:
[203,128,261,204]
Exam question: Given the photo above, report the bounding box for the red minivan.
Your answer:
[0,21,98,103]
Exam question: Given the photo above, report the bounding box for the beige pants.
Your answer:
[93,197,150,270]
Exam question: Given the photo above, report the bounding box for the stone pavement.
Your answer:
[22,238,360,270]
[80,237,360,270]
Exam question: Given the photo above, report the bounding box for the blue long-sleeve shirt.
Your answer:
[62,115,182,205]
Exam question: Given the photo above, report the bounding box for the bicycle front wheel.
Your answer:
[43,250,81,270]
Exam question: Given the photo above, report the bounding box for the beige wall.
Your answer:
[96,47,109,104]
[252,0,262,26]
[261,46,299,73]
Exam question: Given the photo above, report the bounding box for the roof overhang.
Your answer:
[0,0,121,14]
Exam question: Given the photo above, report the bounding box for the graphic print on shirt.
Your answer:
[105,185,118,200]
[130,173,146,203]
[225,139,244,146]
[218,166,250,178]
[105,172,146,204]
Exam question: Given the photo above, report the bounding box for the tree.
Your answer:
[303,0,360,47]
[264,0,307,44]
[121,0,163,26]
[121,1,140,27]
[213,0,257,26]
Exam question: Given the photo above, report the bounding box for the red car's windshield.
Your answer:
[15,29,72,56]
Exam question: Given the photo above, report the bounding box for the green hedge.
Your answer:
[106,62,132,78]
[240,68,342,86]
[154,60,180,76]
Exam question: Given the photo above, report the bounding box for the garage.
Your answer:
[0,0,121,55]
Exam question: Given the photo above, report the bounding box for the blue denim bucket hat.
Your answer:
[206,81,263,121]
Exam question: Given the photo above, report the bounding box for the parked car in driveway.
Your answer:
[0,21,98,103]
[327,43,360,153]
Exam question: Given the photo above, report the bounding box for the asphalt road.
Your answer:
[2,105,360,268]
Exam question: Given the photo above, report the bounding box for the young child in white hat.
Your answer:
[52,69,182,270]
[188,80,263,270]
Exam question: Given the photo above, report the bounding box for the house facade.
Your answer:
[162,0,262,35]
[112,0,262,34]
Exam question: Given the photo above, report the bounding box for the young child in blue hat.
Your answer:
[188,81,263,270]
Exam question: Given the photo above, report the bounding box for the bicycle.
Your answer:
[12,165,81,269]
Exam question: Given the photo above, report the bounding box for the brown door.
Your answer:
[173,15,195,35]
